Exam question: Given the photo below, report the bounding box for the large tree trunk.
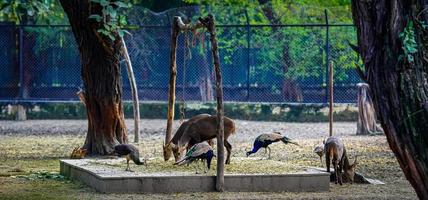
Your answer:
[352,0,428,198]
[60,0,127,155]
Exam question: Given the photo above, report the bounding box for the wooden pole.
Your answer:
[165,17,179,147]
[329,61,334,137]
[121,36,140,143]
[205,14,225,192]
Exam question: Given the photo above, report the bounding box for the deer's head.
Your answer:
[172,145,186,162]
[163,141,173,161]
[345,156,359,183]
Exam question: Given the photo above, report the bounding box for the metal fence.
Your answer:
[0,7,361,104]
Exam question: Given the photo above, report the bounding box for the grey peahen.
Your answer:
[174,141,215,174]
[114,144,145,171]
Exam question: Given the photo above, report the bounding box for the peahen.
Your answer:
[246,132,299,159]
[174,141,215,174]
[114,144,145,171]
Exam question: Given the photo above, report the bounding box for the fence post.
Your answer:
[18,25,24,99]
[245,10,250,102]
[324,9,330,104]
[16,25,27,121]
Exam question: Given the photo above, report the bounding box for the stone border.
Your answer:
[60,159,330,193]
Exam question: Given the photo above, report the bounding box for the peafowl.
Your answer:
[114,144,145,171]
[174,141,216,174]
[246,132,299,159]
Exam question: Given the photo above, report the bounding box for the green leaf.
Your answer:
[88,14,102,22]
[107,33,115,41]
[114,1,131,8]
[99,0,109,6]
[118,29,125,38]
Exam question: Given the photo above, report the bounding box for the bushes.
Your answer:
[0,102,358,122]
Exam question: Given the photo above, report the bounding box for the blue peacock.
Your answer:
[246,132,299,159]
[174,141,216,174]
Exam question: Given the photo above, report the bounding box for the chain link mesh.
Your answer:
[0,6,362,103]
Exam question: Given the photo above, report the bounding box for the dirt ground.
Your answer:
[0,119,418,199]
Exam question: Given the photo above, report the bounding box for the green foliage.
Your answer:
[89,0,132,40]
[0,0,66,24]
[399,21,418,63]
[183,0,356,86]
[15,171,67,181]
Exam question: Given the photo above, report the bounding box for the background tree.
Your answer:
[185,0,356,102]
[351,0,428,198]
[59,0,129,155]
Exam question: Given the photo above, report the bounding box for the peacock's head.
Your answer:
[246,151,252,157]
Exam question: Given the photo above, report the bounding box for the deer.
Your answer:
[166,114,236,164]
[324,136,358,185]
[163,114,212,161]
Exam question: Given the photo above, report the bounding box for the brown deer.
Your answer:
[324,136,358,185]
[163,114,211,161]
[172,115,236,164]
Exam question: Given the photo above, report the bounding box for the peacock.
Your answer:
[246,132,299,159]
[174,141,216,174]
[114,144,145,171]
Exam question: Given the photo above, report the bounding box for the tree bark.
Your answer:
[352,0,428,198]
[121,36,140,143]
[329,61,334,137]
[356,83,383,135]
[205,14,225,193]
[59,0,127,155]
[165,17,179,147]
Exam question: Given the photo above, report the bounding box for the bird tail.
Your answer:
[130,152,144,165]
[281,137,300,146]
[174,157,190,166]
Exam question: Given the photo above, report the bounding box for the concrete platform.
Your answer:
[60,159,330,193]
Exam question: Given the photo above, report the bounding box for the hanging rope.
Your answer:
[179,31,191,123]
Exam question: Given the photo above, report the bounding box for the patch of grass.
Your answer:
[0,133,418,199]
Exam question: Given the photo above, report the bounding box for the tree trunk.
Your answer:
[165,17,179,147]
[121,36,140,143]
[281,43,303,102]
[60,0,127,155]
[352,0,428,198]
[199,55,214,101]
[258,0,303,102]
[356,83,383,135]
[205,14,225,192]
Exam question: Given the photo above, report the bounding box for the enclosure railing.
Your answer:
[0,8,360,104]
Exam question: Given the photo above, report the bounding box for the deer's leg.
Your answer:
[334,161,339,184]
[224,140,232,164]
[326,155,331,173]
[338,160,344,185]
[267,146,271,159]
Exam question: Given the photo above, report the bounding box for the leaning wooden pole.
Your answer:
[121,36,140,143]
[329,61,334,137]
[165,17,180,146]
[205,14,225,192]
